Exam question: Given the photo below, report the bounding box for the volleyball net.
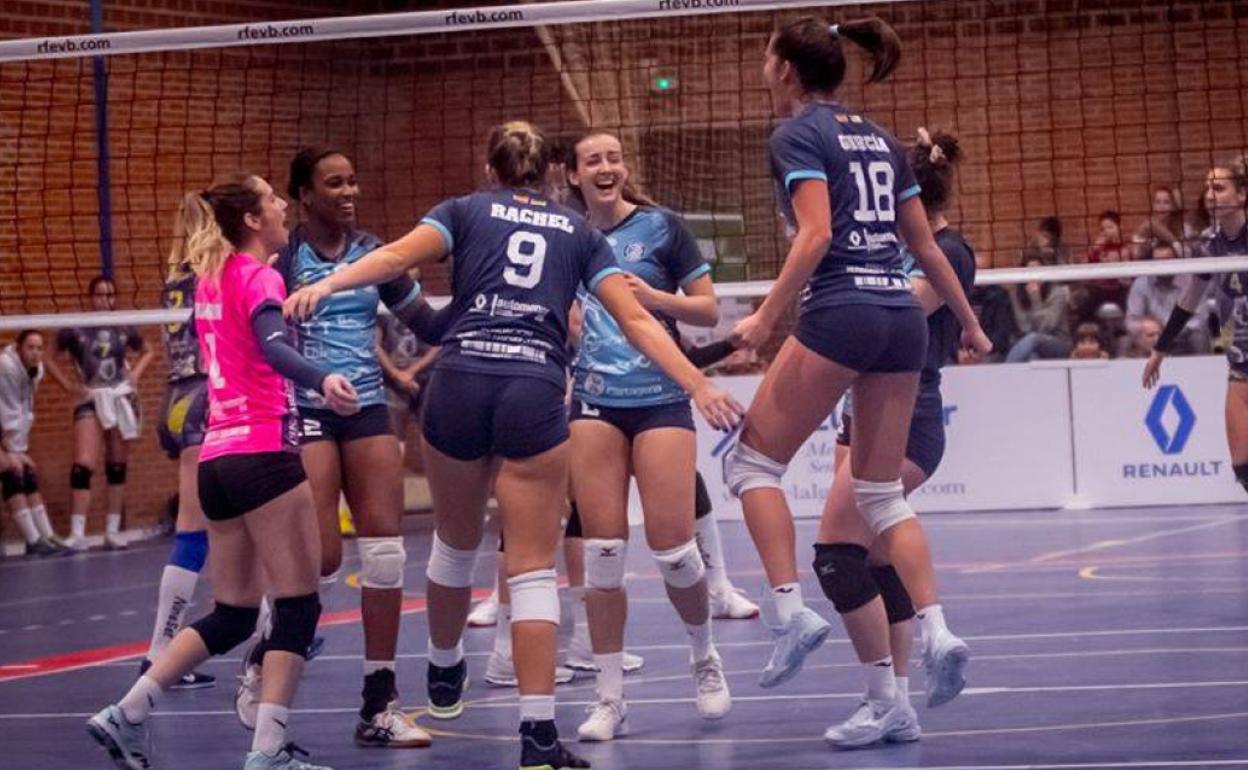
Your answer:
[0,0,1244,330]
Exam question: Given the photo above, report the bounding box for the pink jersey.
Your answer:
[195,252,299,460]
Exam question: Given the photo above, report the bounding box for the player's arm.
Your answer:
[126,334,156,385]
[629,272,718,327]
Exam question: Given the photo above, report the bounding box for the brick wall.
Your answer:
[1,0,1246,540]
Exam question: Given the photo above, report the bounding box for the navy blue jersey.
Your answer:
[57,325,143,388]
[573,207,710,407]
[274,226,421,409]
[162,266,203,383]
[422,188,621,387]
[770,102,920,311]
[1199,223,1248,300]
[906,227,977,393]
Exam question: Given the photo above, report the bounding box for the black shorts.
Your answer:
[421,367,568,461]
[797,304,927,374]
[568,398,694,440]
[157,377,209,459]
[298,404,394,444]
[198,451,307,522]
[837,408,946,480]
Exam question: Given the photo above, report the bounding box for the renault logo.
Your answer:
[1145,385,1196,455]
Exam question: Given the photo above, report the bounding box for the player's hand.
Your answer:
[730,311,774,351]
[1142,350,1165,389]
[961,325,993,359]
[321,374,360,417]
[284,282,333,321]
[624,274,661,310]
[396,368,420,395]
[691,380,745,432]
[13,453,36,472]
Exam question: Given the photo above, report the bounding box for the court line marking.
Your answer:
[1079,566,1245,584]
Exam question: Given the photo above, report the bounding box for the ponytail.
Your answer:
[487,120,548,189]
[837,17,902,84]
[169,192,231,279]
[911,127,962,215]
[772,15,901,95]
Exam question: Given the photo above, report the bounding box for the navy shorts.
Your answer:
[299,404,394,444]
[836,408,946,479]
[198,450,307,522]
[421,367,568,461]
[797,304,927,374]
[568,398,694,440]
[157,377,209,459]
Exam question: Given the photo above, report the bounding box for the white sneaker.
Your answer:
[564,632,645,673]
[466,593,499,627]
[104,532,128,550]
[243,743,333,769]
[86,704,151,770]
[354,702,432,748]
[824,698,917,748]
[759,607,831,688]
[62,534,89,551]
[692,649,731,719]
[484,649,575,688]
[577,699,628,742]
[709,586,760,619]
[236,659,262,730]
[923,630,969,708]
[888,694,921,743]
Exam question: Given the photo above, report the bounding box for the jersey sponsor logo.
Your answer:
[301,417,323,438]
[466,293,549,321]
[584,372,606,396]
[623,241,646,262]
[488,203,575,234]
[194,302,223,320]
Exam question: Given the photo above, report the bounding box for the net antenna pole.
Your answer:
[90,0,115,281]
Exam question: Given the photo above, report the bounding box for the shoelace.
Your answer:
[583,700,623,721]
[695,661,725,693]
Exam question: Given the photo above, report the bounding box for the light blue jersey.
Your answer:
[573,207,709,407]
[274,226,421,409]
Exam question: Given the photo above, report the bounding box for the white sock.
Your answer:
[896,675,910,702]
[12,508,39,545]
[772,582,804,624]
[252,703,290,756]
[118,675,163,724]
[594,652,624,701]
[493,603,513,658]
[685,621,714,661]
[518,693,555,722]
[428,640,463,668]
[71,513,86,539]
[569,586,589,627]
[916,603,949,641]
[106,512,122,535]
[31,504,55,539]
[363,660,394,676]
[864,655,896,702]
[695,514,733,592]
[147,565,199,660]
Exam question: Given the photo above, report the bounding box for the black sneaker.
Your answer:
[25,537,62,558]
[426,659,468,720]
[520,719,590,770]
[138,658,216,690]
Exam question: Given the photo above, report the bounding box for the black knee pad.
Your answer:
[189,602,261,656]
[565,503,583,538]
[813,542,879,614]
[1235,464,1248,494]
[0,469,20,501]
[70,463,93,490]
[105,462,127,485]
[21,467,38,495]
[269,593,321,657]
[869,564,915,624]
[694,471,712,520]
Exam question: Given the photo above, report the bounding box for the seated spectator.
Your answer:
[1006,257,1074,362]
[969,250,1019,362]
[1070,322,1110,360]
[1131,185,1197,258]
[1124,241,1211,354]
[1075,210,1131,319]
[1118,316,1162,359]
[1023,215,1071,265]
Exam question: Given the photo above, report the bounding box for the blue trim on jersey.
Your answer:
[389,282,421,313]
[899,184,922,201]
[422,218,454,251]
[587,265,623,292]
[784,169,828,190]
[679,262,712,286]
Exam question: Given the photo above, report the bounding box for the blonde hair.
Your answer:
[168,175,263,278]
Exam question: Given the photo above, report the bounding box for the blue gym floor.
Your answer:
[2,505,1247,770]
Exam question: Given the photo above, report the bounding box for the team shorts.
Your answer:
[836,406,946,480]
[198,450,307,522]
[298,404,394,444]
[157,377,209,459]
[796,303,927,374]
[568,398,694,440]
[421,367,568,461]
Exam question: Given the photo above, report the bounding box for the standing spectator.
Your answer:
[0,330,67,556]
[969,251,1018,362]
[1124,241,1210,354]
[1076,210,1132,318]
[1006,256,1074,361]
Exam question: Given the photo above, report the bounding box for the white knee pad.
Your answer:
[723,440,787,498]
[853,477,915,535]
[425,532,478,589]
[652,538,706,590]
[508,568,560,625]
[358,536,406,590]
[584,538,628,590]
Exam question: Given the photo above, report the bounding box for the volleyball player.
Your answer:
[1145,155,1248,489]
[285,120,742,770]
[820,129,976,747]
[44,276,155,550]
[722,16,990,692]
[564,130,730,740]
[262,147,431,748]
[88,175,358,770]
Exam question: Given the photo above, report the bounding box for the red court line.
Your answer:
[0,588,492,684]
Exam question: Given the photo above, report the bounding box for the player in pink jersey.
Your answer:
[88,174,356,770]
